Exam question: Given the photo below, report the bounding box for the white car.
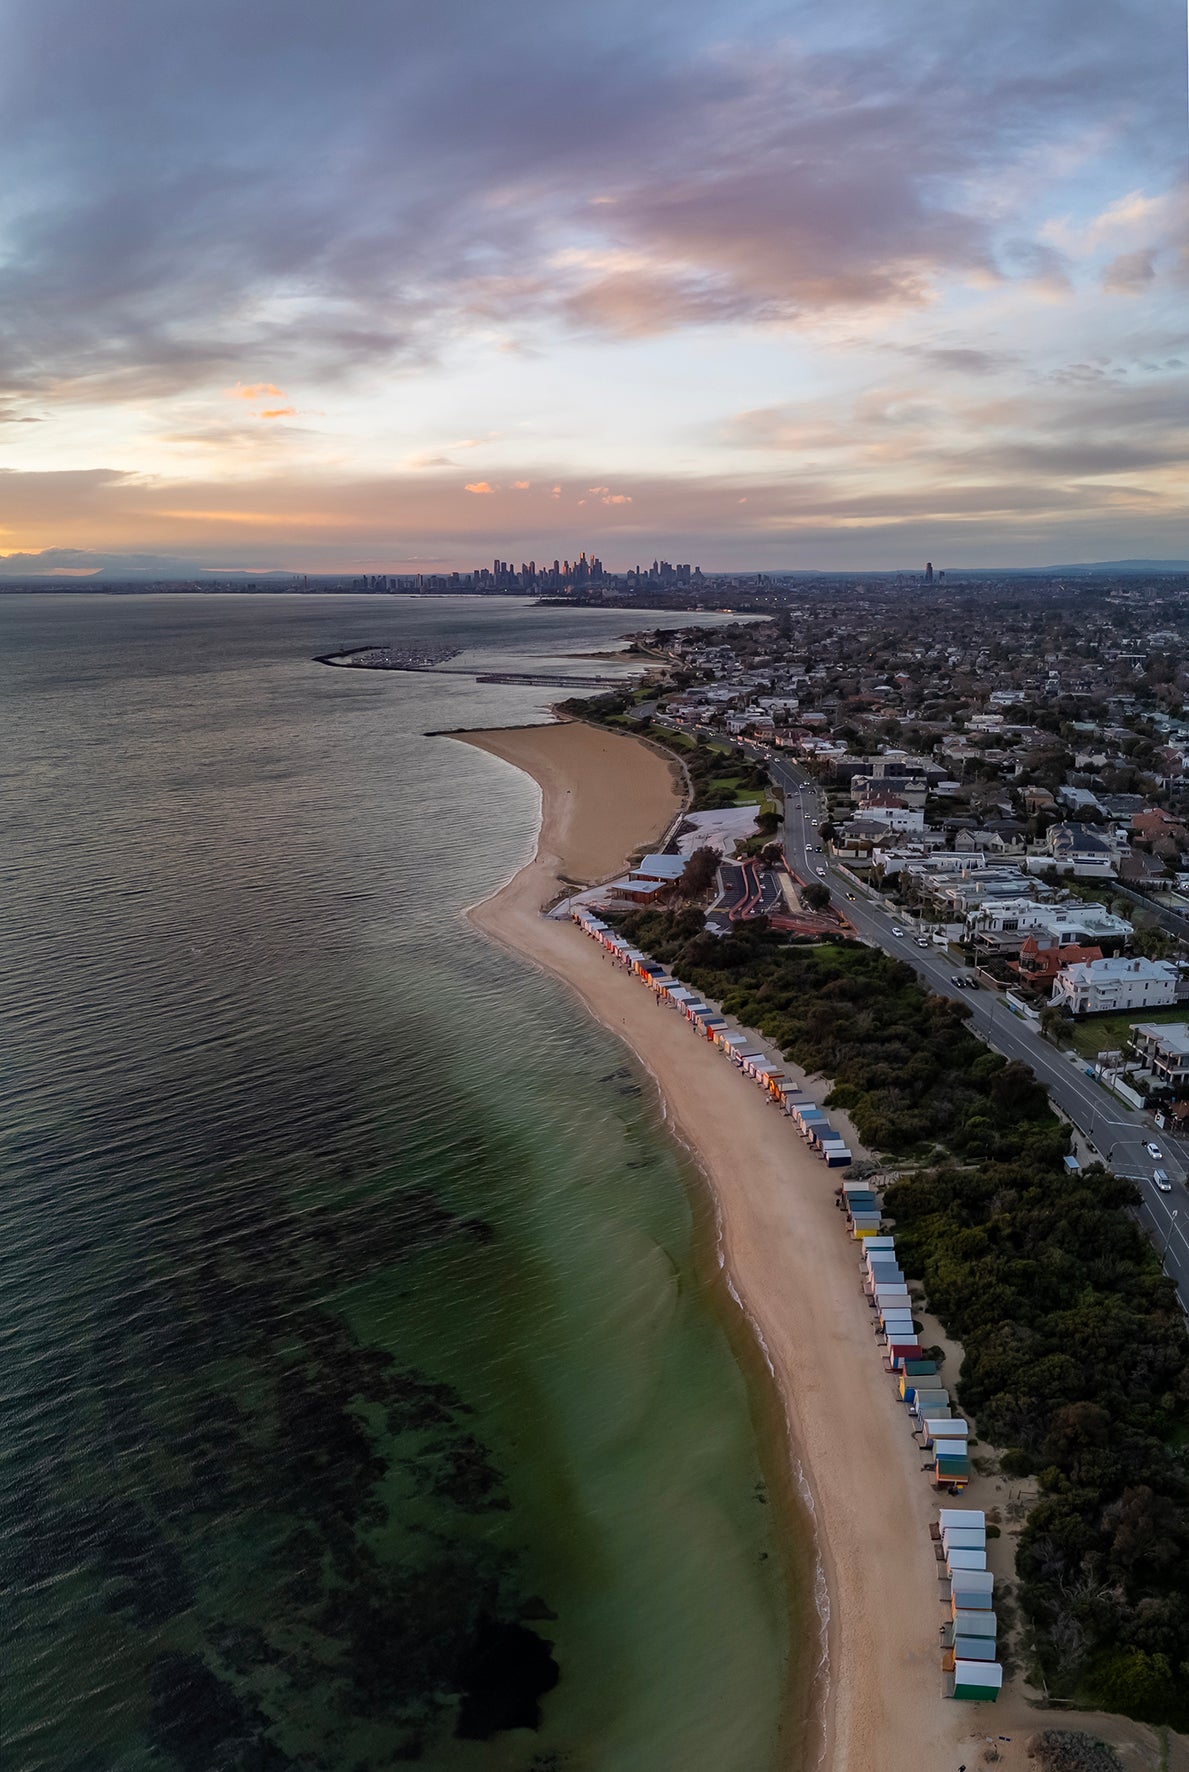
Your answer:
[816,867,827,877]
[1146,1142,1163,1160]
[891,927,905,937]
[1153,1171,1172,1192]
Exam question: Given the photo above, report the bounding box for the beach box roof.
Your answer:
[824,1148,853,1166]
[951,1608,997,1637]
[935,1454,972,1480]
[943,1529,986,1553]
[926,1417,968,1436]
[946,1549,987,1572]
[939,1509,985,1530]
[864,1236,896,1251]
[898,1360,937,1377]
[953,1636,997,1663]
[949,1580,992,1608]
[949,1662,1003,1700]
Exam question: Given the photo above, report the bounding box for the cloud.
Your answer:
[1102,249,1157,294]
[258,406,298,418]
[229,382,285,400]
[0,0,1181,408]
[464,480,494,494]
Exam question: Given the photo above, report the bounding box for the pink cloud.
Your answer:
[228,382,285,400]
[464,480,495,494]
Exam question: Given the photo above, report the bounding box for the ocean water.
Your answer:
[0,595,790,1772]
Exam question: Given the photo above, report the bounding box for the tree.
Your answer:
[679,846,719,897]
[1040,1003,1075,1045]
[803,882,831,912]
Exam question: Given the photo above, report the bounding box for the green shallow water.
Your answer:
[0,595,791,1771]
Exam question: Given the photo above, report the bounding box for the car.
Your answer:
[846,891,856,901]
[916,937,929,948]
[1153,1171,1172,1191]
[816,867,827,877]
[891,927,905,937]
[951,975,965,987]
[1146,1142,1163,1160]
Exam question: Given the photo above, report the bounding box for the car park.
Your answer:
[1146,1142,1163,1160]
[1153,1171,1172,1191]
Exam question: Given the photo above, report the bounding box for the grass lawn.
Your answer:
[1067,1002,1189,1060]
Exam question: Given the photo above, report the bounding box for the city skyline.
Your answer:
[2,0,1186,576]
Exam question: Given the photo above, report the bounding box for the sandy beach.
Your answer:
[457,719,1180,1772]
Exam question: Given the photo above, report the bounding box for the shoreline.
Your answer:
[450,718,1177,1772]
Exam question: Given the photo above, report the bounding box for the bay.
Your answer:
[0,594,789,1771]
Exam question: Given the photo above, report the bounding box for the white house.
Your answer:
[1051,956,1179,1017]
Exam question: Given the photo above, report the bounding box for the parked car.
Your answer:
[1153,1171,1172,1191]
[1146,1142,1163,1160]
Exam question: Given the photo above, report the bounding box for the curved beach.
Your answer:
[456,718,1172,1772]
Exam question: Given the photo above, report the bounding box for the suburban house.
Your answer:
[1029,823,1116,879]
[1012,938,1103,990]
[1051,955,1180,1017]
[1130,1022,1189,1087]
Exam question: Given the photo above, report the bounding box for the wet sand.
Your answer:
[454,718,1181,1772]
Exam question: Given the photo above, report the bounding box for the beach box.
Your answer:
[939,1509,985,1532]
[942,1529,985,1554]
[934,1455,972,1487]
[946,1661,1003,1702]
[897,1365,937,1395]
[925,1417,968,1439]
[950,1570,994,1609]
[824,1146,853,1166]
[952,1637,997,1663]
[946,1549,987,1573]
[950,1607,997,1637]
[885,1344,920,1364]
[910,1393,950,1419]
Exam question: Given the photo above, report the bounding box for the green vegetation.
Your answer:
[887,1162,1189,1726]
[1063,1002,1189,1063]
[610,908,1189,1724]
[615,916,1064,1162]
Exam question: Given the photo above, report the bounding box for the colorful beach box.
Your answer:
[945,1661,1003,1701]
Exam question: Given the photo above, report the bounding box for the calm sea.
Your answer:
[0,595,789,1772]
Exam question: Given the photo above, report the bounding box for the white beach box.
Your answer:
[939,1509,985,1531]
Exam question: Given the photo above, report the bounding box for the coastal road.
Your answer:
[766,754,1189,1313]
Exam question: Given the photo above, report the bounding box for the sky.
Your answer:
[1,0,1186,576]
